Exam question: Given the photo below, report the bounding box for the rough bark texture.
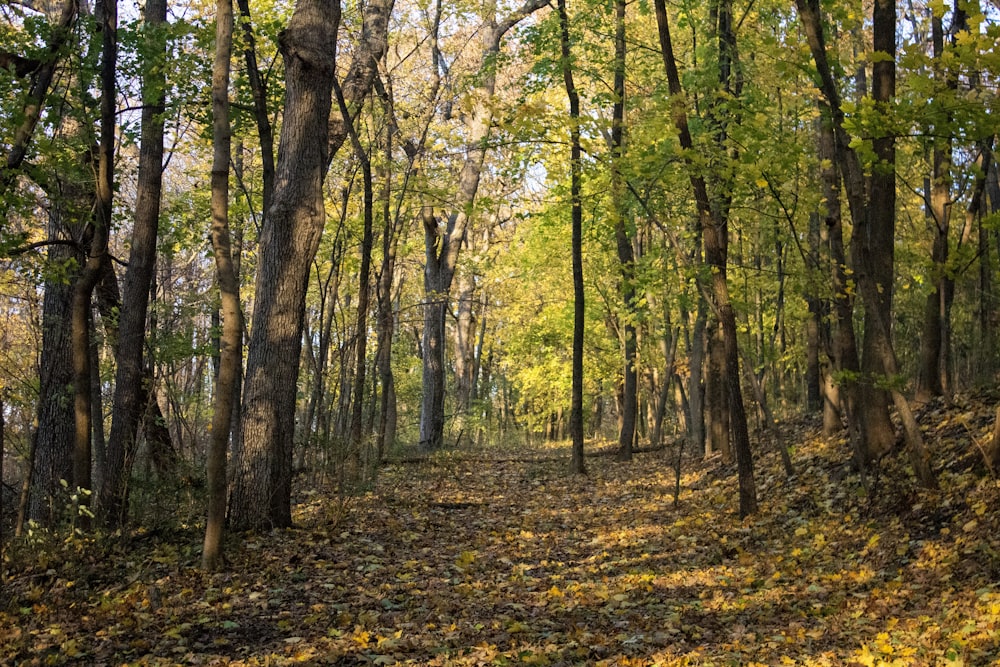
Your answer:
[100,0,166,527]
[229,0,341,532]
[30,224,79,524]
[229,0,391,530]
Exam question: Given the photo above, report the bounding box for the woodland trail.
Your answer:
[3,398,1000,665]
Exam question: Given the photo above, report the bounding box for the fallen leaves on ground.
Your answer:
[3,394,1000,665]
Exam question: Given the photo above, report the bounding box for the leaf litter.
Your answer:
[3,394,1000,665]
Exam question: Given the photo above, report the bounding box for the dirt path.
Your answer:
[3,419,1000,665]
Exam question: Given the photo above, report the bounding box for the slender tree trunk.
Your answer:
[335,77,375,468]
[654,0,756,515]
[203,0,238,570]
[557,0,585,475]
[609,0,635,462]
[454,270,478,413]
[100,0,166,527]
[418,0,548,452]
[73,0,117,525]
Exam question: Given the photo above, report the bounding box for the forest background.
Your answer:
[2,0,1000,662]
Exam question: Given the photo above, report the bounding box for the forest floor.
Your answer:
[3,395,1000,666]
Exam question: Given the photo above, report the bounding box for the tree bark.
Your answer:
[100,0,166,527]
[418,0,548,452]
[557,0,585,475]
[203,0,238,571]
[334,76,375,471]
[797,0,895,464]
[230,0,342,531]
[654,0,756,515]
[230,0,391,530]
[73,0,117,526]
[609,0,635,462]
[0,0,77,196]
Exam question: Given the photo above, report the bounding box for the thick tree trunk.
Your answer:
[230,0,341,531]
[230,0,391,530]
[30,159,88,525]
[797,0,896,465]
[100,0,165,527]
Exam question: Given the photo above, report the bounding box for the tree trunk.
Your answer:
[654,0,756,515]
[557,0,585,475]
[73,0,117,526]
[418,0,548,452]
[705,322,729,460]
[100,0,165,527]
[916,13,954,403]
[0,0,77,196]
[229,0,391,530]
[797,0,895,465]
[203,0,238,571]
[230,0,341,531]
[335,76,375,472]
[609,0,635,462]
[30,196,82,525]
[453,270,477,413]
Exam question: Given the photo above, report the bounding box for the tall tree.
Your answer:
[203,0,239,570]
[556,0,585,475]
[71,0,117,523]
[418,0,548,452]
[610,0,636,461]
[229,0,391,530]
[654,0,757,516]
[796,0,935,487]
[99,0,168,527]
[229,0,342,531]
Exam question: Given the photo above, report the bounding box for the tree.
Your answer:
[556,0,585,475]
[418,0,548,452]
[71,0,117,525]
[796,0,935,487]
[203,0,239,570]
[609,0,636,461]
[100,0,168,527]
[653,0,757,516]
[229,0,391,530]
[228,0,342,531]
